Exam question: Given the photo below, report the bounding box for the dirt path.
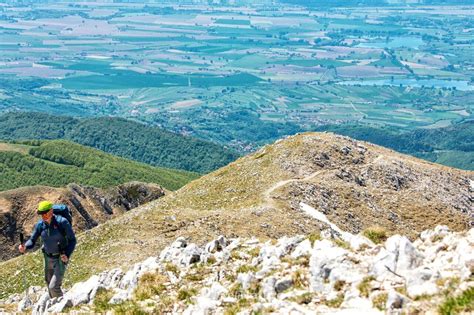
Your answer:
[262,154,387,209]
[262,170,327,209]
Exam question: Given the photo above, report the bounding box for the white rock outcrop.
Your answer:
[3,226,473,314]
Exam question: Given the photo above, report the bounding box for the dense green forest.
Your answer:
[150,108,302,148]
[0,140,199,192]
[0,112,239,174]
[316,121,474,170]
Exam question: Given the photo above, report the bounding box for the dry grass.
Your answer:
[308,233,321,245]
[333,280,346,291]
[236,264,258,274]
[362,226,388,244]
[289,292,313,304]
[177,287,198,303]
[134,272,167,301]
[324,293,345,308]
[292,269,307,289]
[372,292,388,310]
[358,276,375,298]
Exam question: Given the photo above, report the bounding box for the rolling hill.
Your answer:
[0,112,240,174]
[0,140,198,192]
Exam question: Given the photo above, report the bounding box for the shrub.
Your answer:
[289,292,313,304]
[372,292,388,310]
[308,233,321,245]
[177,287,198,303]
[324,293,344,308]
[247,247,260,257]
[292,269,306,289]
[358,276,375,298]
[438,287,474,315]
[112,300,146,315]
[134,272,167,301]
[165,263,179,276]
[93,287,114,312]
[236,264,258,274]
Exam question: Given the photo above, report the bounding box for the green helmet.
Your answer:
[37,201,53,214]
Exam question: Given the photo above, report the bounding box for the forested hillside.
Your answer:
[0,140,198,191]
[0,112,239,174]
[0,112,472,170]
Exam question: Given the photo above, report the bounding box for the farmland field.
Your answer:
[0,1,472,153]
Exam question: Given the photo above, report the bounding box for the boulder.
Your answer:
[275,277,293,293]
[310,239,348,292]
[372,235,422,278]
[237,272,256,291]
[64,275,100,306]
[262,277,277,300]
[31,293,49,315]
[406,267,439,298]
[205,236,227,253]
[17,295,33,312]
[386,290,406,310]
[109,289,129,305]
[291,239,312,259]
[420,225,450,243]
[97,268,124,289]
[180,244,202,266]
[46,297,72,313]
[386,235,423,272]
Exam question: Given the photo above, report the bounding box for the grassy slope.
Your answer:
[0,132,471,299]
[0,140,199,192]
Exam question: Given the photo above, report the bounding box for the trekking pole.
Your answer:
[19,233,31,304]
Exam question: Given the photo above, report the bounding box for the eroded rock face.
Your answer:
[4,226,473,315]
[0,182,165,262]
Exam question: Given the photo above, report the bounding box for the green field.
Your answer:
[0,1,472,157]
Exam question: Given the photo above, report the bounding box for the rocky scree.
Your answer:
[2,225,473,314]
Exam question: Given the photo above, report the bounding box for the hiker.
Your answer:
[18,201,76,298]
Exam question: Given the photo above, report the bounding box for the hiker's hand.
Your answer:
[60,254,68,264]
[18,244,25,254]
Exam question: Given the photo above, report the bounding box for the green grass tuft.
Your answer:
[324,293,345,308]
[362,226,388,244]
[358,276,375,298]
[372,292,388,311]
[92,287,114,312]
[177,287,198,303]
[438,287,474,315]
[134,272,167,301]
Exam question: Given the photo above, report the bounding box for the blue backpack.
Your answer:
[52,204,73,226]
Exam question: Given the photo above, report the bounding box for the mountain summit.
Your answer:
[0,132,472,299]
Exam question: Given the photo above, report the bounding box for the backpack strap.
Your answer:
[53,216,66,237]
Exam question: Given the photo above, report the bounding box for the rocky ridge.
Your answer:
[0,181,166,262]
[3,206,473,314]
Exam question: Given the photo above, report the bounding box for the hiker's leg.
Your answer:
[48,258,66,298]
[44,255,55,298]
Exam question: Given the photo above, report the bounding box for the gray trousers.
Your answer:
[43,254,66,298]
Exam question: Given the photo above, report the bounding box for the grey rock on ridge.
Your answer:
[4,223,473,314]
